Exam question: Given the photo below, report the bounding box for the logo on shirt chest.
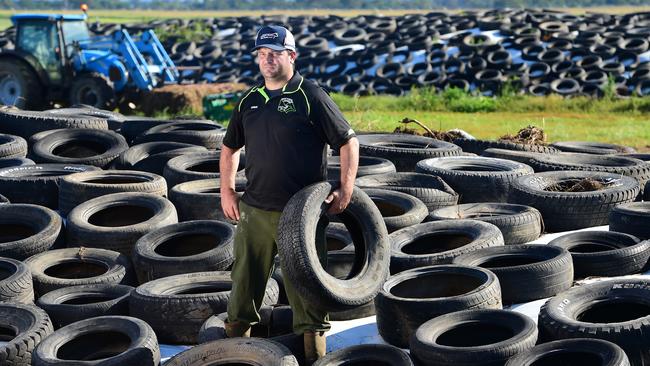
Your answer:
[278,97,297,114]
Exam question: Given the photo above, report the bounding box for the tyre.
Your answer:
[314,344,413,366]
[357,133,462,171]
[24,247,136,297]
[609,202,650,240]
[32,316,159,366]
[0,257,34,303]
[550,141,636,155]
[36,284,133,328]
[168,178,246,222]
[327,155,396,180]
[452,138,559,155]
[113,141,207,175]
[30,128,129,168]
[416,156,534,203]
[0,157,34,169]
[481,148,553,166]
[0,164,100,209]
[68,73,117,111]
[66,192,178,256]
[0,204,62,260]
[453,244,573,304]
[164,338,298,366]
[355,172,459,211]
[58,170,167,215]
[119,117,175,145]
[375,264,502,348]
[0,133,27,158]
[363,188,428,233]
[0,303,53,366]
[129,271,279,344]
[538,279,650,366]
[133,220,235,283]
[0,59,44,110]
[505,338,630,366]
[135,121,226,150]
[277,182,390,312]
[0,108,108,140]
[509,171,639,232]
[427,203,542,245]
[164,151,235,189]
[410,309,538,366]
[390,220,504,274]
[198,307,291,343]
[45,105,126,131]
[548,231,650,279]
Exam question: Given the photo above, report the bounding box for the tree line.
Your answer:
[3,0,648,10]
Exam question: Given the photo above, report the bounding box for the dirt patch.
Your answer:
[499,125,547,145]
[393,118,465,142]
[545,178,611,192]
[131,83,247,116]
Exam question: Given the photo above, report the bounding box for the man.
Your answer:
[219,25,359,363]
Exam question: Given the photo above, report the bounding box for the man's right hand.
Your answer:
[221,189,240,221]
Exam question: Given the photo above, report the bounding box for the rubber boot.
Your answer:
[303,330,326,364]
[225,320,251,338]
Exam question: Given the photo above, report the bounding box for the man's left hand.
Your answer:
[325,187,353,214]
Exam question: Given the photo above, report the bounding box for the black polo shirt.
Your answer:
[222,71,356,211]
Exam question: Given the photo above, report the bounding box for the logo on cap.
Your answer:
[260,33,279,40]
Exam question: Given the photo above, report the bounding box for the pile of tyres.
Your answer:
[4,9,650,97]
[1,104,650,365]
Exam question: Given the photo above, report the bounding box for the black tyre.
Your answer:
[58,170,167,215]
[119,117,175,145]
[36,284,133,328]
[68,73,117,111]
[327,155,396,180]
[363,188,428,233]
[410,309,538,366]
[538,279,650,366]
[45,105,125,131]
[505,338,630,366]
[357,133,462,171]
[0,203,62,260]
[0,164,100,209]
[481,148,554,166]
[375,264,502,348]
[0,59,44,110]
[129,271,279,344]
[0,257,34,303]
[113,141,207,175]
[355,172,459,211]
[31,128,129,168]
[32,316,159,366]
[164,151,235,188]
[427,203,543,245]
[0,303,53,366]
[133,220,235,283]
[453,244,573,304]
[609,202,650,240]
[169,177,246,222]
[135,121,226,150]
[277,182,390,312]
[550,141,636,155]
[0,133,27,158]
[452,138,559,155]
[314,344,413,366]
[0,157,34,169]
[548,231,650,279]
[509,171,639,232]
[416,156,534,203]
[390,219,504,274]
[0,108,108,140]
[164,338,298,366]
[66,192,178,256]
[24,247,136,297]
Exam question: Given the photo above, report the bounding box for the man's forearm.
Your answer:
[338,137,359,191]
[219,146,241,192]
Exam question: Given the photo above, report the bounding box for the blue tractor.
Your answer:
[0,13,179,110]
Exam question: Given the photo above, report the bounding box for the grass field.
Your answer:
[3,6,650,30]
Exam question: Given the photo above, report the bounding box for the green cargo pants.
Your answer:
[227,200,330,334]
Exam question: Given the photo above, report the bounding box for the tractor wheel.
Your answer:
[69,73,117,111]
[0,58,44,110]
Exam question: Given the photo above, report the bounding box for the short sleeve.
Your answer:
[222,100,245,149]
[310,87,356,150]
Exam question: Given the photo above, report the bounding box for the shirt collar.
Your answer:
[257,71,303,95]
